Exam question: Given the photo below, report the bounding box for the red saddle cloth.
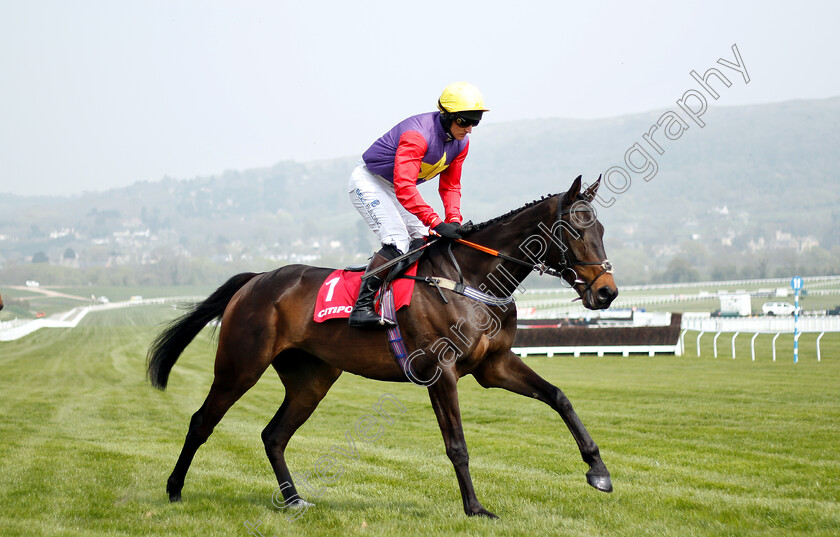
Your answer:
[313,263,418,323]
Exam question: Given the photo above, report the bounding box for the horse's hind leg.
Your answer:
[262,351,341,508]
[473,351,612,493]
[167,348,271,502]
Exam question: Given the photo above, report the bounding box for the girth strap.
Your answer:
[403,275,515,307]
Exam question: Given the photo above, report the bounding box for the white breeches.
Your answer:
[348,160,428,254]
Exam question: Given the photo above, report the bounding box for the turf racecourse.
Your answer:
[0,305,838,537]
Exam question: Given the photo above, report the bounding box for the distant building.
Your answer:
[748,237,765,252]
[800,236,820,251]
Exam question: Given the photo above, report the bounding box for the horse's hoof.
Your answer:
[586,474,613,493]
[290,498,314,508]
[467,507,499,519]
[166,476,183,502]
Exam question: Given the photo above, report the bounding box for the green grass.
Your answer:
[0,305,838,536]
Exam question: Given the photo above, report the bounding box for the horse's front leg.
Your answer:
[473,351,612,493]
[427,371,498,518]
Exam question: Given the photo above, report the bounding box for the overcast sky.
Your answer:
[1,1,838,197]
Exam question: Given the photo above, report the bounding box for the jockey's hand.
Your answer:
[432,222,462,239]
[456,220,474,235]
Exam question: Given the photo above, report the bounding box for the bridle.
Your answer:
[447,195,613,301]
[552,203,614,300]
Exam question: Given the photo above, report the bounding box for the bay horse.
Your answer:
[147,176,618,518]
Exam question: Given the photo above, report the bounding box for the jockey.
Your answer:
[347,82,488,328]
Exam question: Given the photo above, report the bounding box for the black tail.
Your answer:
[146,272,259,390]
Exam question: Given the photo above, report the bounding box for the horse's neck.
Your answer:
[453,197,557,291]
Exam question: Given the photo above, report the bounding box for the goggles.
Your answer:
[453,115,480,128]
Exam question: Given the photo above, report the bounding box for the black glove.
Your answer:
[456,220,474,235]
[432,222,462,239]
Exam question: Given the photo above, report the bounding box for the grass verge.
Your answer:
[0,305,837,536]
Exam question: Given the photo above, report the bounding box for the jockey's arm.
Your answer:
[392,131,444,227]
[438,141,468,224]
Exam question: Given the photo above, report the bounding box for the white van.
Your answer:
[762,302,796,316]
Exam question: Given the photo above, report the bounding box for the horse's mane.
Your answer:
[467,193,559,233]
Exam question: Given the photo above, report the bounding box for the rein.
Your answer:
[427,201,613,304]
[385,195,613,311]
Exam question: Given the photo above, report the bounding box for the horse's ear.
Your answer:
[563,175,583,205]
[582,174,602,201]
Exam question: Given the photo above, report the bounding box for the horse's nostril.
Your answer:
[598,286,616,302]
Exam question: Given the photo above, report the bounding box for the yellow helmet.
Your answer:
[437,82,488,121]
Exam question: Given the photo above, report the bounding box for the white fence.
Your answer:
[0,296,201,342]
[513,344,681,358]
[681,314,840,333]
[522,274,840,294]
[514,313,840,360]
[680,329,832,362]
[679,313,839,362]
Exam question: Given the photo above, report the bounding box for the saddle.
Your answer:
[313,239,429,323]
[313,263,418,323]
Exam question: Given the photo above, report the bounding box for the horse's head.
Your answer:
[450,177,618,311]
[546,176,618,310]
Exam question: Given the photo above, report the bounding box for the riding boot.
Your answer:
[348,250,398,328]
[382,237,426,286]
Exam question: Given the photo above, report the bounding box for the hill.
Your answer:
[1,97,838,286]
